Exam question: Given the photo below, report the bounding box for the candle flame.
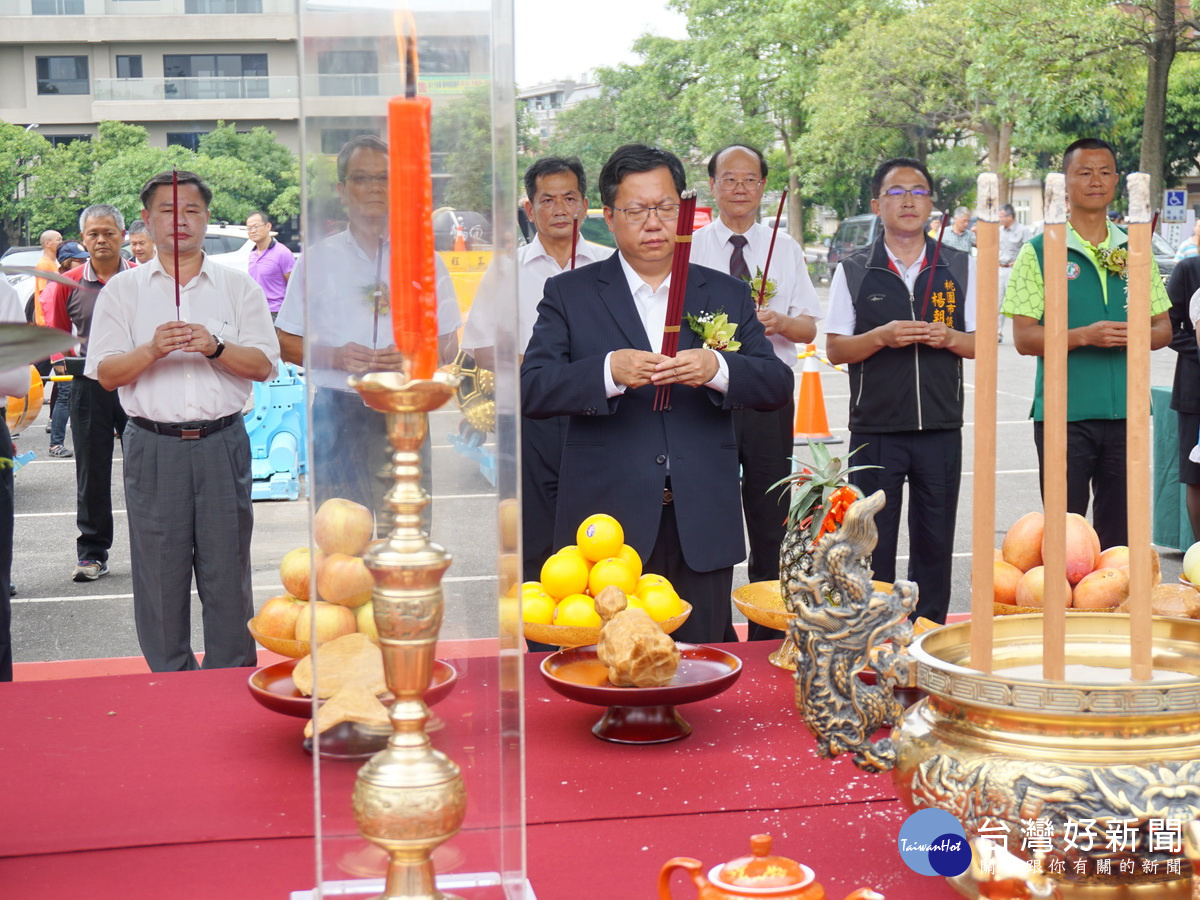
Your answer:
[392,9,419,98]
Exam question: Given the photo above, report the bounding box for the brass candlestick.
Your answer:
[348,369,466,900]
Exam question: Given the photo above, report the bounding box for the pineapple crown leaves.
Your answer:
[768,441,879,540]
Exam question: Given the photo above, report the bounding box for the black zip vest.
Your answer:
[841,235,970,433]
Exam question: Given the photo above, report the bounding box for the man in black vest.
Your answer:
[824,158,976,623]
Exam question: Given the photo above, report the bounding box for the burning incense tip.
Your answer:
[1044,174,1067,225]
[681,189,696,200]
[1127,173,1152,224]
[975,174,999,223]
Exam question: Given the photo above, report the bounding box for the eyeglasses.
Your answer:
[345,173,388,186]
[717,177,763,191]
[881,187,932,199]
[611,203,681,224]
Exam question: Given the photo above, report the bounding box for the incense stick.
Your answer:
[757,189,787,310]
[654,190,698,412]
[372,234,385,350]
[172,167,181,322]
[570,215,579,270]
[919,213,948,320]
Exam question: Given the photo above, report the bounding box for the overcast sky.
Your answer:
[513,0,686,87]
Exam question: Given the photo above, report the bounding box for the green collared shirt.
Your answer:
[1002,220,1169,319]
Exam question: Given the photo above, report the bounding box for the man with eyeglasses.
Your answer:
[522,143,794,644]
[276,135,461,528]
[462,156,613,584]
[824,157,977,624]
[691,144,819,640]
[245,210,295,321]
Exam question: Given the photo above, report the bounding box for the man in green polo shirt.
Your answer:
[1003,138,1171,548]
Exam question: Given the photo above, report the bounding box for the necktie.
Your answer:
[728,234,751,282]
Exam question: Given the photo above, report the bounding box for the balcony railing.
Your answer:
[94,76,298,102]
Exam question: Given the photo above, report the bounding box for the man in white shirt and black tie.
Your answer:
[691,144,819,638]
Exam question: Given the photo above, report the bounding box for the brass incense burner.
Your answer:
[346,370,467,900]
[793,492,1200,898]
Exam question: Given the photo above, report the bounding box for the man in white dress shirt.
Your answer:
[87,170,280,672]
[461,156,612,581]
[691,145,819,638]
[275,135,461,529]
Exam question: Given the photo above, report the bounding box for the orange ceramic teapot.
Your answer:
[658,834,884,900]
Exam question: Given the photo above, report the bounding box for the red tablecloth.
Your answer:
[0,644,959,899]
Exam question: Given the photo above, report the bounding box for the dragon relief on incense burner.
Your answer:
[790,490,918,773]
[909,755,1200,880]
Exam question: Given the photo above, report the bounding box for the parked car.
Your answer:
[825,214,881,277]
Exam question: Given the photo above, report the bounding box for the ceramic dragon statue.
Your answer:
[790,489,918,773]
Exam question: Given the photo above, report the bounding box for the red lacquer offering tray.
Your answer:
[540,643,742,744]
[248,656,458,718]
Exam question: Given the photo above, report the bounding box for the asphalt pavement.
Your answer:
[9,284,1189,665]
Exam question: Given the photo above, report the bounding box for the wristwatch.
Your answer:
[205,336,226,360]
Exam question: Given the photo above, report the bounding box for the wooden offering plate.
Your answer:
[540,643,741,744]
[248,657,458,759]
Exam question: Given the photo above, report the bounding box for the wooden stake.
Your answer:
[1042,174,1068,682]
[1126,173,1153,681]
[970,173,999,674]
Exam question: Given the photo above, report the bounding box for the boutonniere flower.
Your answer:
[1094,246,1128,279]
[747,266,777,310]
[685,308,741,351]
[364,283,390,315]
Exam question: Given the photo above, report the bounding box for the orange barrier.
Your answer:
[6,366,43,436]
[793,345,842,445]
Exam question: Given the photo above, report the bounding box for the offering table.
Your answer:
[0,644,956,899]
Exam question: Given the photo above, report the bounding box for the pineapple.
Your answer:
[772,440,876,609]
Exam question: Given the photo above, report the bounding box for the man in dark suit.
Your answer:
[1167,255,1200,542]
[521,144,794,644]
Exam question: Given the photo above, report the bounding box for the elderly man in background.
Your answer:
[41,206,135,581]
[127,220,156,264]
[942,206,974,253]
[997,203,1030,343]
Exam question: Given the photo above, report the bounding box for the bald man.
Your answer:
[33,230,63,324]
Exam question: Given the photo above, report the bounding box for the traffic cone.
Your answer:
[453,222,467,251]
[794,345,843,445]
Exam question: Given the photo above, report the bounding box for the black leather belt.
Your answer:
[130,413,240,440]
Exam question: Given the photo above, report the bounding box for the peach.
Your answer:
[255,594,304,641]
[316,552,375,608]
[1002,512,1044,572]
[993,560,1024,605]
[279,546,312,601]
[1096,546,1129,571]
[1061,514,1101,585]
[295,600,356,643]
[1071,567,1128,609]
[313,498,375,557]
[1015,566,1072,609]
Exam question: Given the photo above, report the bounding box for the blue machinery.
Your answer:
[243,362,307,501]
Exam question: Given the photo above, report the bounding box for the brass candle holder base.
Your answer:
[347,370,467,900]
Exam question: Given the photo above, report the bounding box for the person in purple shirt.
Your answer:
[245,210,296,319]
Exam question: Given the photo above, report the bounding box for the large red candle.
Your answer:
[387,94,438,381]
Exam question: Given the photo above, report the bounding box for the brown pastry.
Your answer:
[293,631,386,699]
[594,585,680,687]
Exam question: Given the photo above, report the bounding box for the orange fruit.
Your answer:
[576,514,624,562]
[540,553,590,599]
[521,581,547,597]
[556,545,593,571]
[639,584,684,622]
[615,544,642,580]
[624,594,647,612]
[521,592,556,625]
[636,573,672,594]
[588,557,638,597]
[555,594,601,627]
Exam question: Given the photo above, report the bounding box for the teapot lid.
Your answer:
[717,835,809,889]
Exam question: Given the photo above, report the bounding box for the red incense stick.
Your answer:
[757,189,787,310]
[172,167,181,321]
[570,215,579,269]
[919,213,948,320]
[654,190,698,412]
